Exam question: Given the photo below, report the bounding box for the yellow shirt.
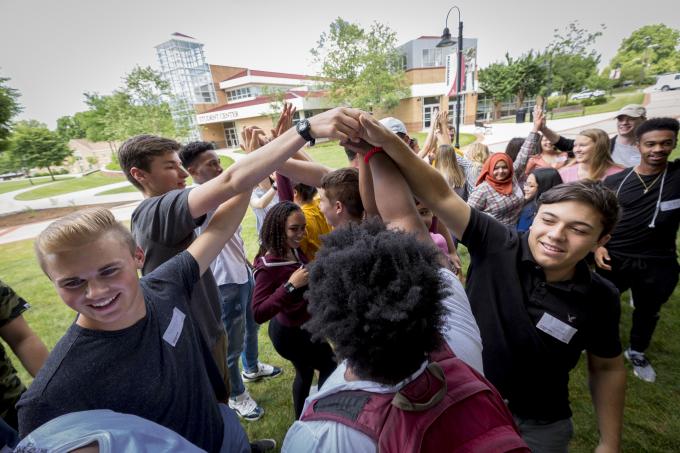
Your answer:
[299,198,332,261]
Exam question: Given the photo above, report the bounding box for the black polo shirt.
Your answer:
[461,208,622,421]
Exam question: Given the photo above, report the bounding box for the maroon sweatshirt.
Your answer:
[252,249,310,327]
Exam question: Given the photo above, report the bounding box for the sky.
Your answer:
[1,0,678,129]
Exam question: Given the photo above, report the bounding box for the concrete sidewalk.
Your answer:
[0,201,141,245]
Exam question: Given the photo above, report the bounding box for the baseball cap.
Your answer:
[615,104,646,119]
[379,117,408,135]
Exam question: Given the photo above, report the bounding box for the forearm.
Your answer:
[588,357,626,451]
[15,335,48,377]
[250,185,277,209]
[379,133,470,238]
[358,157,379,218]
[514,132,540,175]
[190,128,305,216]
[278,159,331,187]
[189,191,252,275]
[369,152,428,240]
[540,123,561,145]
[276,173,294,202]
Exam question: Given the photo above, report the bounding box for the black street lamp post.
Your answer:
[437,6,463,149]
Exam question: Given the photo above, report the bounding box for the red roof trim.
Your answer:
[172,32,196,39]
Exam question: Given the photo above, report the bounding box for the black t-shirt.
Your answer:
[17,252,226,451]
[461,208,622,421]
[604,160,680,259]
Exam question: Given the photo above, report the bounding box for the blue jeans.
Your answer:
[219,270,258,398]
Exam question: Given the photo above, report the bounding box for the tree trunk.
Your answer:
[46,166,55,181]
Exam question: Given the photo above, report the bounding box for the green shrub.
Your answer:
[580,96,608,107]
[30,168,69,177]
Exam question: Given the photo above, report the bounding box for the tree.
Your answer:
[10,121,72,180]
[543,22,606,99]
[0,75,22,152]
[505,52,546,108]
[56,115,86,141]
[312,18,410,112]
[478,52,546,118]
[605,24,680,83]
[66,65,186,151]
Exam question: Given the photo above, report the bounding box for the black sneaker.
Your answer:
[250,439,276,452]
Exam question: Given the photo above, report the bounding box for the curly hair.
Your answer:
[258,201,302,258]
[635,117,679,141]
[305,219,446,385]
[178,141,215,168]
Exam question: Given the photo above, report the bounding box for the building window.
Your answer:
[423,96,441,128]
[226,87,259,102]
[422,48,443,68]
[223,122,239,148]
[448,96,467,127]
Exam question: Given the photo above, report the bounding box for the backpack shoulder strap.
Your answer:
[300,390,393,442]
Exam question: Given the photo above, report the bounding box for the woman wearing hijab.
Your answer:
[467,153,526,226]
[516,168,564,233]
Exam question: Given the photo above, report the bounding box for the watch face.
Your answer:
[298,120,308,132]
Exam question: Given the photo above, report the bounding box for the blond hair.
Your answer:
[434,144,466,188]
[35,208,136,275]
[464,143,490,168]
[578,129,615,180]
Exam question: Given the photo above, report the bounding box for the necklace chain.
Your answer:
[634,169,663,194]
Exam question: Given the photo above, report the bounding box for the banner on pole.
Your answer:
[445,52,466,96]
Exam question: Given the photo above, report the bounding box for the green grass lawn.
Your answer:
[14,173,126,201]
[2,218,680,450]
[0,176,74,195]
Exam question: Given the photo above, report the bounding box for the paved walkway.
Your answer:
[0,90,678,245]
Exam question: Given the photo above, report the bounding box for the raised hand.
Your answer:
[240,126,267,153]
[532,104,545,133]
[272,102,297,139]
[356,113,397,149]
[307,107,363,143]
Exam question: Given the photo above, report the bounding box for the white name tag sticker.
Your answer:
[536,312,577,344]
[660,198,680,212]
[163,307,186,347]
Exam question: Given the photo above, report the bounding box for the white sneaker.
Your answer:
[229,391,264,421]
[242,362,283,383]
[624,348,656,383]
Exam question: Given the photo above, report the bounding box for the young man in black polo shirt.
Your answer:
[352,112,626,453]
[596,117,680,383]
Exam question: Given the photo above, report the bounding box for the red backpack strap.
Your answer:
[300,390,393,442]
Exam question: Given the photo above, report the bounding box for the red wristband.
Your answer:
[364,146,384,164]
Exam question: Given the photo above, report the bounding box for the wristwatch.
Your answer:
[296,119,315,146]
[284,281,296,293]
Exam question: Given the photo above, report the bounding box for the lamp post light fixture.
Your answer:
[437,6,463,149]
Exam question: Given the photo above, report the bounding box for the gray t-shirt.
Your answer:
[131,189,224,352]
[17,252,226,452]
[612,141,640,168]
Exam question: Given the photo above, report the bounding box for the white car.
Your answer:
[651,73,680,92]
[570,89,606,100]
